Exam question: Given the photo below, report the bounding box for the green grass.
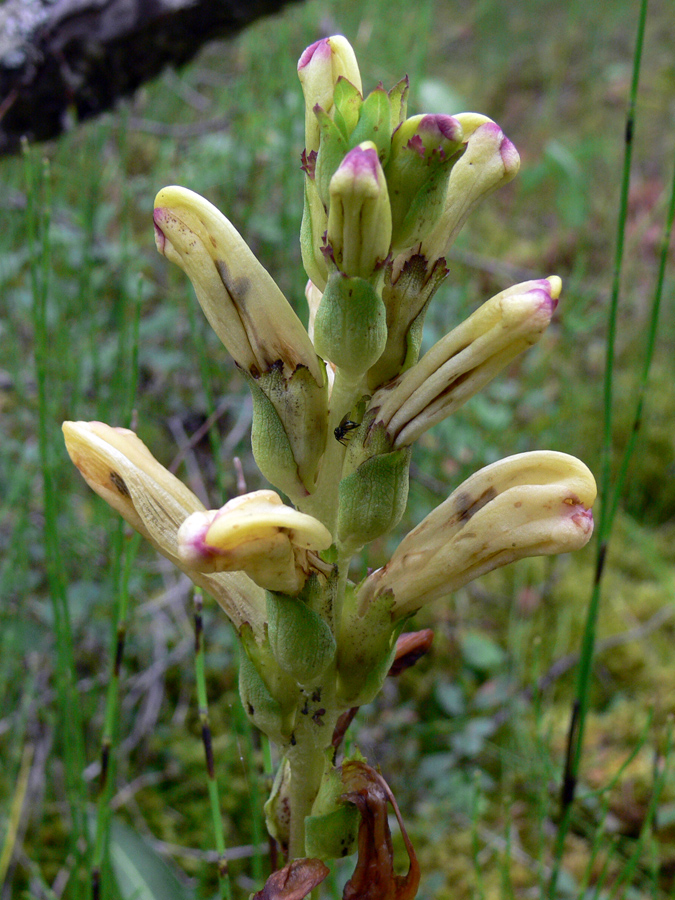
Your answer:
[2,0,675,897]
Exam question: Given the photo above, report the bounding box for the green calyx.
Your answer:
[348,84,392,165]
[336,585,404,707]
[238,624,298,744]
[313,273,387,378]
[367,255,449,390]
[387,76,409,133]
[315,109,350,207]
[332,76,363,140]
[266,590,337,684]
[245,363,328,502]
[385,115,466,252]
[337,443,411,548]
[304,752,363,859]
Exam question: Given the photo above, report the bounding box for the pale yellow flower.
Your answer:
[63,421,266,634]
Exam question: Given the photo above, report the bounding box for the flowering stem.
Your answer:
[286,697,339,859]
[301,369,363,532]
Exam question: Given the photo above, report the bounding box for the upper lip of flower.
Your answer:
[153,186,324,385]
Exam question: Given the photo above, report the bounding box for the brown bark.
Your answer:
[0,0,304,155]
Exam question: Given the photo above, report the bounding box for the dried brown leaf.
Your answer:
[389,629,434,676]
[253,858,329,900]
[341,762,420,900]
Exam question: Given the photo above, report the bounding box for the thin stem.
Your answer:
[91,530,140,898]
[25,144,88,897]
[547,1,649,894]
[608,139,675,526]
[193,590,232,900]
[232,661,267,884]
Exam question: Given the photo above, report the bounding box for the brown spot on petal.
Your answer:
[109,470,130,497]
[453,486,497,522]
[215,259,250,304]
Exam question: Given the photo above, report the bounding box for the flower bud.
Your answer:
[370,277,561,447]
[312,273,387,379]
[178,490,332,595]
[327,143,392,278]
[62,421,265,633]
[153,186,323,385]
[419,117,520,265]
[385,114,465,252]
[356,452,596,619]
[154,186,329,501]
[298,36,363,154]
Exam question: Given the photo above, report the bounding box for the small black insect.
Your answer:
[334,416,359,445]
[312,708,326,726]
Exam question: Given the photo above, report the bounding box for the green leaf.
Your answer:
[434,680,465,717]
[107,817,195,900]
[461,632,507,674]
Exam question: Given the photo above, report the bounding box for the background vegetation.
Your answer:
[1,0,674,897]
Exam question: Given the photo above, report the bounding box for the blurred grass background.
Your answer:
[1,0,675,897]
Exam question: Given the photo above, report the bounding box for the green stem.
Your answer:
[193,590,232,900]
[286,689,339,859]
[92,530,140,897]
[547,0,649,893]
[300,369,364,532]
[25,146,88,896]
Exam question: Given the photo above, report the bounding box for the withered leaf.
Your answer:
[341,762,420,900]
[389,629,434,676]
[253,858,329,900]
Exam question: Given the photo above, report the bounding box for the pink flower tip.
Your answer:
[152,209,168,252]
[499,135,520,172]
[571,505,594,535]
[419,114,463,143]
[298,38,330,71]
[532,283,559,315]
[341,144,380,179]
